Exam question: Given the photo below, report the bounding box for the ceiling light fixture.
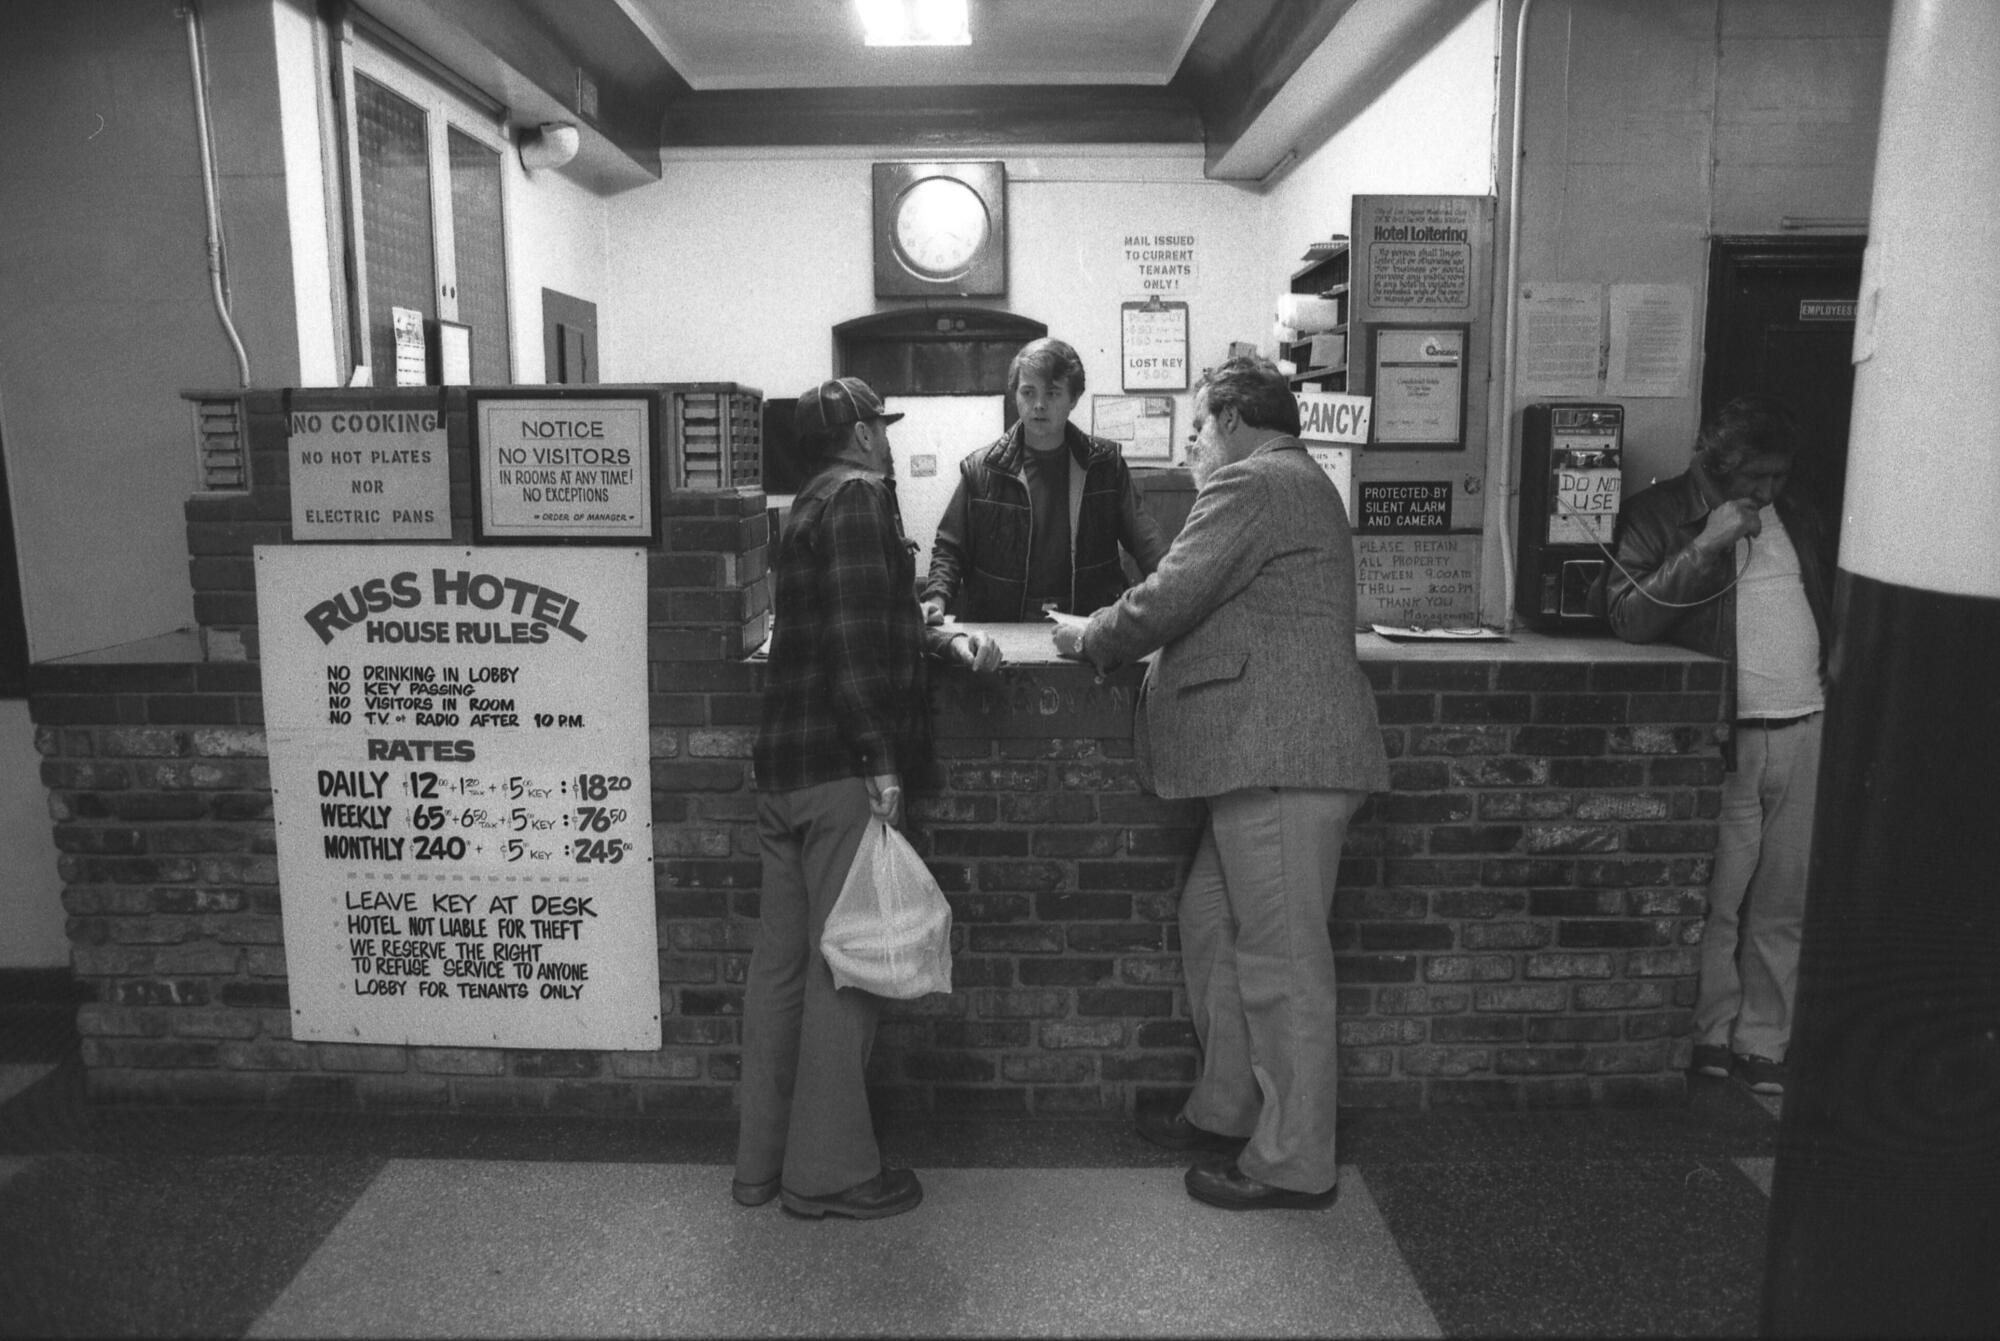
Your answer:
[857,0,970,47]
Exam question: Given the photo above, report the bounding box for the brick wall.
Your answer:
[29,388,1725,1115]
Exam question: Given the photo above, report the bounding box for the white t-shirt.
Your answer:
[1733,508,1823,718]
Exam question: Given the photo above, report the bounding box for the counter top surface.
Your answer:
[942,621,1712,670]
[37,624,1712,671]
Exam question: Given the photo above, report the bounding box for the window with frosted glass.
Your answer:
[448,126,511,384]
[354,73,436,382]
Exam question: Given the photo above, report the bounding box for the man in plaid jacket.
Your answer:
[734,377,999,1222]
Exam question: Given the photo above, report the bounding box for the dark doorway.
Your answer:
[541,289,599,385]
[1703,237,1865,549]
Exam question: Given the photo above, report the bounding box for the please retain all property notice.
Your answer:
[257,545,658,1050]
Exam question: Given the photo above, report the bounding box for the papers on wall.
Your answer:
[1605,283,1693,397]
[1517,282,1604,397]
[1091,394,1175,461]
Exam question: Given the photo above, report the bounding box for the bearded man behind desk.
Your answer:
[1053,355,1387,1209]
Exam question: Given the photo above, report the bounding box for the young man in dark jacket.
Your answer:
[735,377,998,1221]
[1602,394,1835,1097]
[922,337,1169,623]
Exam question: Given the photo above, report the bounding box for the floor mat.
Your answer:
[251,1162,1440,1338]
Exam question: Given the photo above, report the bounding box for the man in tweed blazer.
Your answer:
[1054,355,1387,1210]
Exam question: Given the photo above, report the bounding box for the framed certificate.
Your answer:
[1368,325,1468,449]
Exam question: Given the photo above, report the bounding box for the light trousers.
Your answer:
[735,777,882,1197]
[1179,785,1366,1194]
[1696,715,1822,1062]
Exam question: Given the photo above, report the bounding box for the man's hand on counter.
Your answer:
[920,597,947,625]
[1047,615,1087,662]
[950,629,1003,674]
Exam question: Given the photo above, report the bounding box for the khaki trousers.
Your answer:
[735,778,882,1197]
[1697,715,1822,1062]
[1179,785,1366,1194]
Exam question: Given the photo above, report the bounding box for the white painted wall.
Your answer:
[1510,0,1887,492]
[599,155,1266,399]
[1257,0,1885,623]
[598,148,1268,544]
[1261,3,1500,317]
[0,0,616,970]
[504,163,613,384]
[275,0,340,387]
[884,393,1007,576]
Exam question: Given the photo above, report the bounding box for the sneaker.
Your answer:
[1734,1054,1786,1094]
[1690,1043,1734,1079]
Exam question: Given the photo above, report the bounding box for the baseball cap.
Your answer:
[794,376,904,439]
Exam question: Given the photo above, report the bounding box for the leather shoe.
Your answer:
[1135,1106,1246,1154]
[731,1175,779,1207]
[780,1168,923,1220]
[1185,1159,1338,1211]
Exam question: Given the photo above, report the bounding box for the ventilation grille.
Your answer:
[192,396,248,492]
[668,384,763,491]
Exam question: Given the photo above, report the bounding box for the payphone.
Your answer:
[1515,403,1623,630]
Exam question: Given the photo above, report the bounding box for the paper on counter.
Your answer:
[1370,624,1507,641]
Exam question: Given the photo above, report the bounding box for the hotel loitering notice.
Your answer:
[257,545,658,1050]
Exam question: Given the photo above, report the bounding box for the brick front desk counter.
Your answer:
[31,621,1725,1119]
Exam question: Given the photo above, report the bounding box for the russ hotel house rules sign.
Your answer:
[257,545,659,1049]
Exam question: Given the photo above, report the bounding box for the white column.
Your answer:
[1841,0,2000,598]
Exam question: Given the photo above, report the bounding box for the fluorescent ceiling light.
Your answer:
[858,0,971,47]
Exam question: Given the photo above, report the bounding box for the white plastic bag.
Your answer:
[820,819,953,999]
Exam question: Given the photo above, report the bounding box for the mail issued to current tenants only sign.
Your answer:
[256,545,658,1050]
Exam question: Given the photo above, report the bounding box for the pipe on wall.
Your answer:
[1492,0,1536,634]
[181,1,252,389]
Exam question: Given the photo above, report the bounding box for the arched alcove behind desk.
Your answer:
[761,307,1047,497]
[833,306,1049,403]
[766,306,1195,582]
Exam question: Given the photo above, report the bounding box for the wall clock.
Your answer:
[872,161,1007,298]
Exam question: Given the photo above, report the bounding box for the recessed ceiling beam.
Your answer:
[659,85,1203,150]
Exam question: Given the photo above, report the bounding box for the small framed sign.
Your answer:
[1368,325,1469,450]
[427,318,471,386]
[1120,299,1189,391]
[287,400,451,541]
[470,388,660,543]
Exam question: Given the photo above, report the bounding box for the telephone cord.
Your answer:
[1552,490,1747,610]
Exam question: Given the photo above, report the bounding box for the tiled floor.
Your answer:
[0,1052,1782,1338]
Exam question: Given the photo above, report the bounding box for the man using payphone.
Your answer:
[1598,394,1835,1097]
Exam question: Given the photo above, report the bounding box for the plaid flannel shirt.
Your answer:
[754,465,938,792]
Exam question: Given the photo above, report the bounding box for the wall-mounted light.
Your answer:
[857,0,970,47]
[518,122,581,172]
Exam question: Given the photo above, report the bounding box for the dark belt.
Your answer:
[1734,712,1819,730]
